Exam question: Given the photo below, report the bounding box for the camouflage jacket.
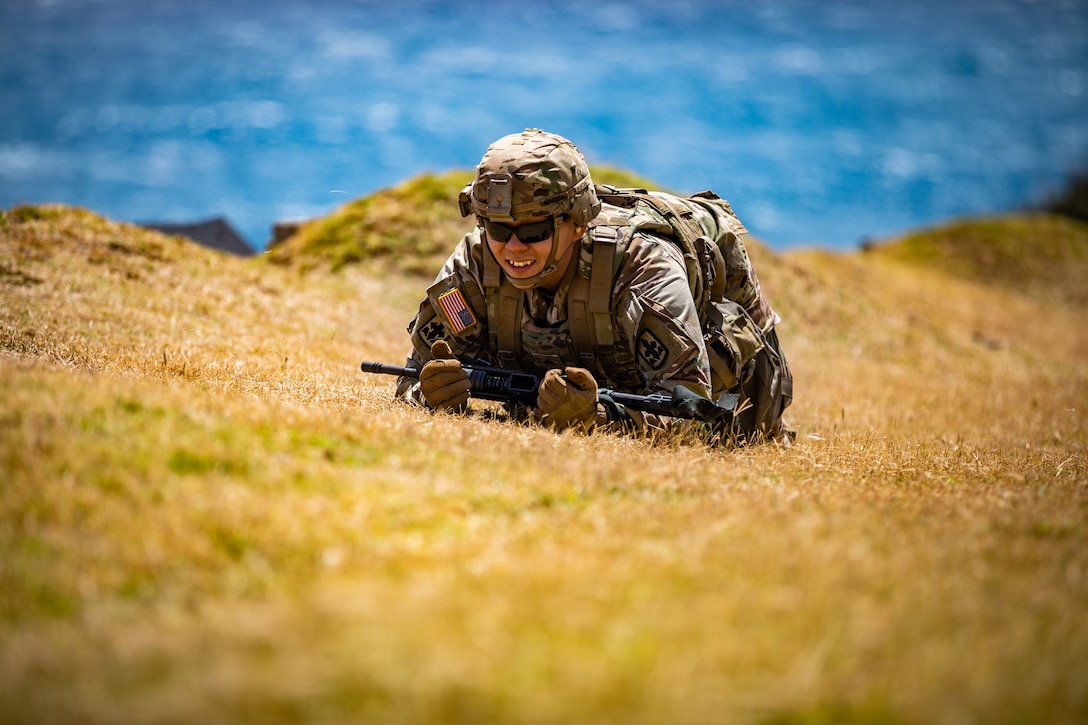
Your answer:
[397,215,713,435]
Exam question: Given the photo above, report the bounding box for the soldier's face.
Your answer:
[485,215,581,291]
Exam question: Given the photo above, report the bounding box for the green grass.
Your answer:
[265,171,477,274]
[870,213,1088,307]
[1,200,1087,724]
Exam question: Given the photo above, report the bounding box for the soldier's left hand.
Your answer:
[537,367,598,432]
[419,340,471,413]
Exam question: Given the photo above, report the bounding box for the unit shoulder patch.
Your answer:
[635,298,692,374]
[637,328,668,371]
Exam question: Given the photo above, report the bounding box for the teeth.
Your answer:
[509,260,534,268]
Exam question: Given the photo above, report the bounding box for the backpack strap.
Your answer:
[568,224,624,366]
[596,186,712,307]
[482,233,502,289]
[492,280,524,367]
[482,241,524,367]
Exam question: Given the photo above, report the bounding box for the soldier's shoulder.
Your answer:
[624,228,686,266]
[443,227,487,270]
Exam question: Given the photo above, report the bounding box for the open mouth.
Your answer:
[507,259,535,270]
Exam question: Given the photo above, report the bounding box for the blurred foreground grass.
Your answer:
[1,198,1086,724]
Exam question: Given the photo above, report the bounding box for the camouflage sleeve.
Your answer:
[396,230,490,405]
[605,232,712,435]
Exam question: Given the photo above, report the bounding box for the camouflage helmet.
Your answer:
[460,128,601,225]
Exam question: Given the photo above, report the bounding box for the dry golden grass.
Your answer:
[1,204,1086,725]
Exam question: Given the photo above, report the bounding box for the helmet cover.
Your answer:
[467,128,600,225]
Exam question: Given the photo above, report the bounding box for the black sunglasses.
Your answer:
[480,217,558,245]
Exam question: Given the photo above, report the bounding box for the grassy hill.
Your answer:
[870,213,1088,308]
[1,185,1086,725]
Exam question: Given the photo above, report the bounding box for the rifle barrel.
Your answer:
[360,361,418,378]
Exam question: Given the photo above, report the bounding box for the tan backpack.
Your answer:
[571,185,793,439]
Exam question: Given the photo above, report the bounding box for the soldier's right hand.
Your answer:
[419,340,470,413]
[537,367,598,432]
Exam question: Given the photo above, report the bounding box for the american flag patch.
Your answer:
[437,288,477,334]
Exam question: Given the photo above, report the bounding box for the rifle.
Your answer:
[360,360,737,425]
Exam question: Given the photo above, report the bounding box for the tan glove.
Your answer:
[419,340,470,412]
[537,367,598,432]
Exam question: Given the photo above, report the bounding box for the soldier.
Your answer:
[397,128,793,443]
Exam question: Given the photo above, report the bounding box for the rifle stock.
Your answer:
[360,360,736,424]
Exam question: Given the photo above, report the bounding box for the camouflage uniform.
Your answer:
[398,217,712,434]
[397,128,791,439]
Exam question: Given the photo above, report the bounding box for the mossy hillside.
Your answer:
[871,213,1088,308]
[265,171,475,275]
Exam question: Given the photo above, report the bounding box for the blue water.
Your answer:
[1,0,1086,251]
